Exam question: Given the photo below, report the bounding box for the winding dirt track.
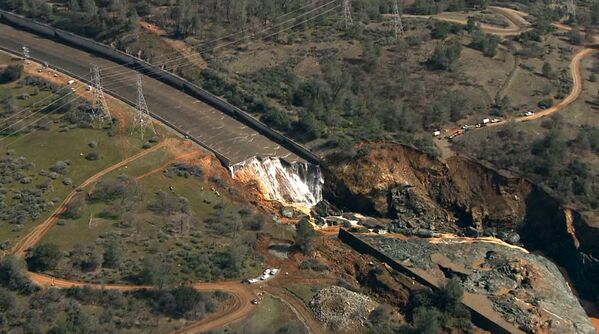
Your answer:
[401,5,532,36]
[7,7,598,334]
[10,138,258,334]
[422,6,598,160]
[27,271,256,334]
[488,46,595,127]
[10,141,168,257]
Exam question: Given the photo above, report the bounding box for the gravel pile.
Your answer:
[309,286,378,331]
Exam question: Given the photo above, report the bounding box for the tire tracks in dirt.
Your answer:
[10,141,168,257]
[26,271,256,334]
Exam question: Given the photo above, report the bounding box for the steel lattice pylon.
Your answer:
[91,64,111,123]
[392,0,405,39]
[133,74,156,141]
[343,0,353,27]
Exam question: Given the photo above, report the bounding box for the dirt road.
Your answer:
[488,47,595,127]
[10,141,167,257]
[27,271,257,334]
[400,5,531,36]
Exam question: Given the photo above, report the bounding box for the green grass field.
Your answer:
[226,294,307,334]
[0,77,129,247]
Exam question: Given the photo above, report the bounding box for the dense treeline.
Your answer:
[0,255,227,333]
[455,118,599,210]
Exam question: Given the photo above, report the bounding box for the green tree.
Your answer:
[80,0,98,16]
[0,256,34,292]
[428,40,462,71]
[294,218,316,254]
[103,237,121,268]
[26,244,62,272]
[431,21,451,39]
[139,256,174,289]
[70,243,101,272]
[542,62,553,78]
[0,287,15,312]
[167,286,204,318]
[62,194,85,219]
[0,64,23,84]
[568,27,584,45]
[69,0,80,11]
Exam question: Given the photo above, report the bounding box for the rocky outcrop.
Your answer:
[356,234,596,334]
[324,142,599,305]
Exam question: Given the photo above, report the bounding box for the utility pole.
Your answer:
[392,0,405,39]
[133,74,155,141]
[343,0,353,28]
[91,64,112,123]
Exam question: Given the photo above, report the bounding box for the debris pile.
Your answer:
[360,235,596,334]
[309,285,377,331]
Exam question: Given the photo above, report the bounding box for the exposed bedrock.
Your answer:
[323,142,599,303]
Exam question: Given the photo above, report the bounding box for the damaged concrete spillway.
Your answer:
[230,157,324,207]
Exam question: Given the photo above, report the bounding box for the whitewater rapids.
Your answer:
[230,157,324,207]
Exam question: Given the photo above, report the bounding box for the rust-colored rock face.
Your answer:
[324,142,599,302]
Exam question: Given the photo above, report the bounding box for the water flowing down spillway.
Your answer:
[230,157,324,207]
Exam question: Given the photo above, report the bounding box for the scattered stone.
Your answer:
[416,229,435,238]
[310,286,378,331]
[464,226,481,237]
[281,207,295,219]
[324,216,356,227]
[358,235,596,334]
[312,200,341,217]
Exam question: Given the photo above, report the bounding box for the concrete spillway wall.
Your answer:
[338,229,525,334]
[0,9,321,167]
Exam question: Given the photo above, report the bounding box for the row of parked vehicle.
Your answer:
[243,268,281,284]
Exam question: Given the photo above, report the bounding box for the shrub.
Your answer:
[538,98,554,109]
[0,64,23,84]
[50,161,69,175]
[62,195,85,219]
[90,176,140,203]
[85,152,99,161]
[299,258,328,272]
[69,243,101,272]
[0,256,35,292]
[295,218,316,254]
[246,214,265,231]
[428,40,462,71]
[148,191,190,216]
[26,244,62,272]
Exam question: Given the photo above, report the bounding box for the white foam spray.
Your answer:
[230,157,324,207]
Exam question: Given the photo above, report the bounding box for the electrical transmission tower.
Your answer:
[392,0,405,39]
[91,64,111,123]
[343,0,353,27]
[565,0,576,18]
[133,74,155,141]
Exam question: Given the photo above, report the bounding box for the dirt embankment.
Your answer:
[324,142,599,305]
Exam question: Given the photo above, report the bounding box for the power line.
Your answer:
[343,0,353,27]
[392,0,405,39]
[3,0,336,125]
[0,2,341,146]
[91,64,111,123]
[132,74,155,141]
